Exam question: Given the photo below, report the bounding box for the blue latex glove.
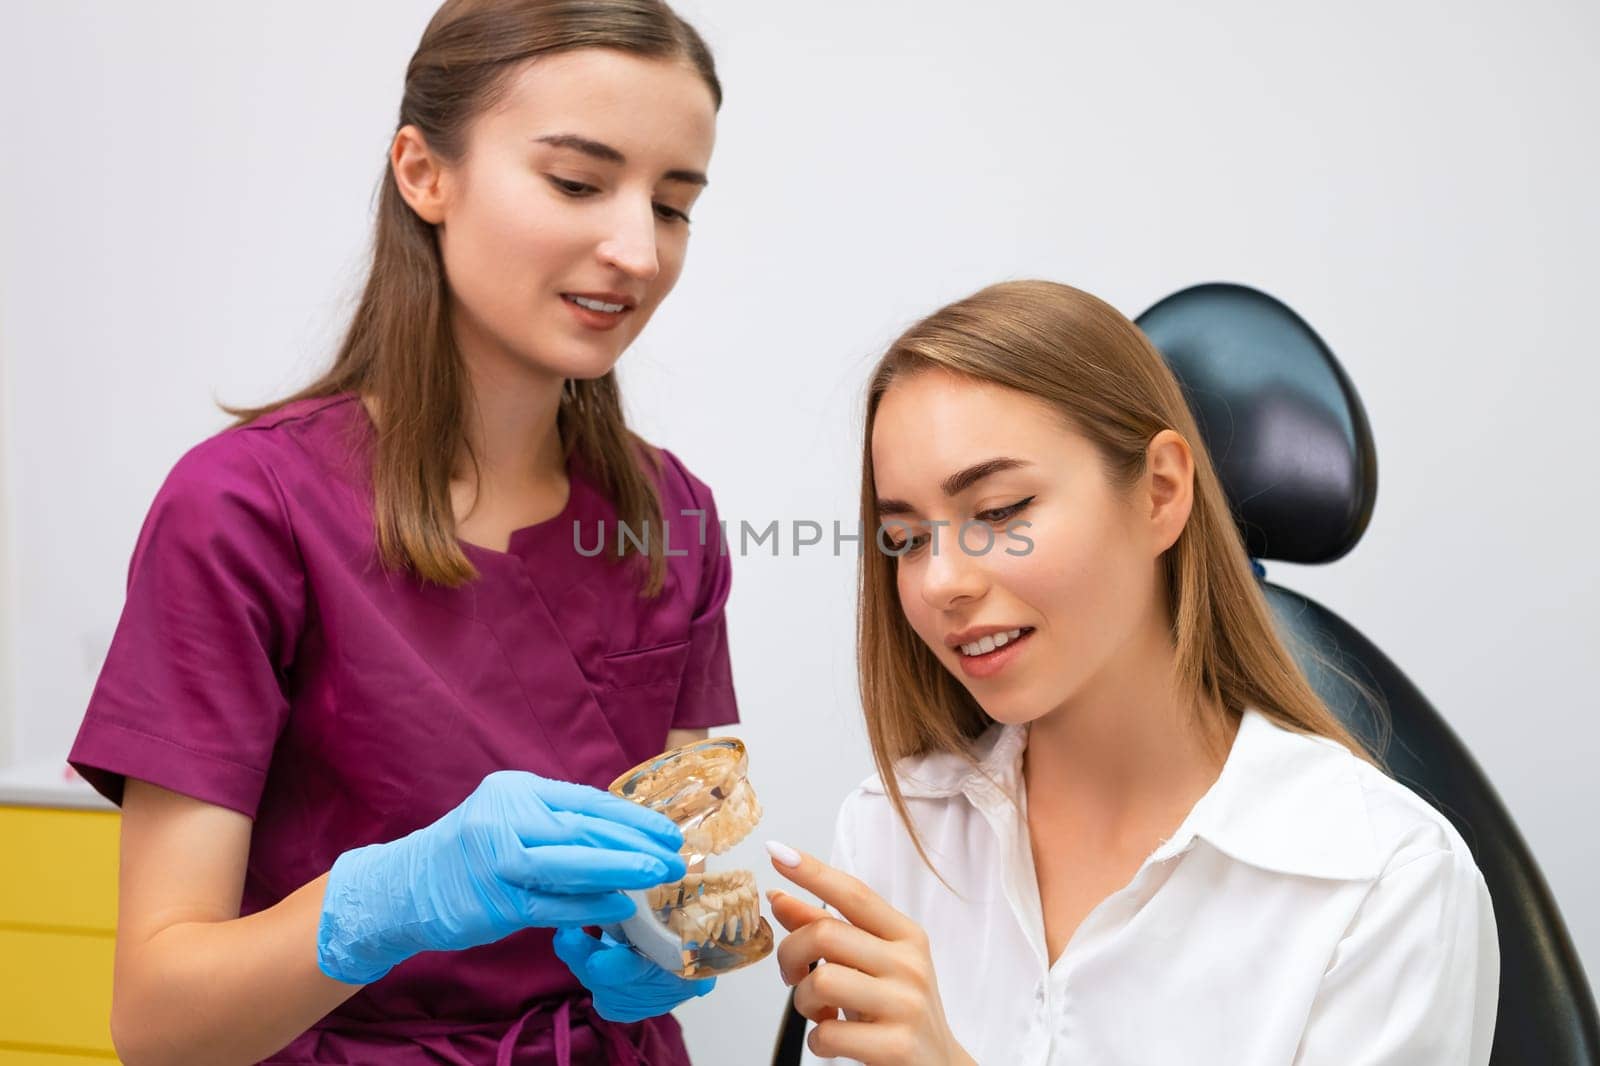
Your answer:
[317,770,687,984]
[553,927,717,1022]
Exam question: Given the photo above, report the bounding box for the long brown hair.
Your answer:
[859,280,1383,871]
[227,0,722,593]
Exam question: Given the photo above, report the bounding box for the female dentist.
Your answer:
[67,1,735,1062]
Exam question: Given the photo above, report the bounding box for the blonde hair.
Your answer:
[858,280,1383,872]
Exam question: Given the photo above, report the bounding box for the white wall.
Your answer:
[3,0,1596,1057]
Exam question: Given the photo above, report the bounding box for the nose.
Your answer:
[917,528,989,612]
[595,195,660,282]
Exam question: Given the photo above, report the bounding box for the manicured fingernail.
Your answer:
[766,840,801,867]
[765,888,786,903]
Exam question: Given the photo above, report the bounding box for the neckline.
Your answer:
[342,391,591,564]
[1013,714,1252,978]
[457,450,591,563]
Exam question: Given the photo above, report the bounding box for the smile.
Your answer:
[563,294,628,313]
[957,627,1033,657]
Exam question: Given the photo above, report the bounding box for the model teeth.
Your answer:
[649,870,762,946]
[569,295,625,313]
[609,737,775,978]
[960,628,1025,657]
[682,778,762,859]
[612,742,761,863]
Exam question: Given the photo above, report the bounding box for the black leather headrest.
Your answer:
[1134,283,1377,564]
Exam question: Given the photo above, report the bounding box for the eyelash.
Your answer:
[885,496,1036,554]
[546,176,692,224]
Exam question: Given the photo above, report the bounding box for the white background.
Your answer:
[2,0,1596,1058]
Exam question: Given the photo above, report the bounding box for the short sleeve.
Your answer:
[67,431,306,817]
[1293,845,1500,1065]
[658,450,739,731]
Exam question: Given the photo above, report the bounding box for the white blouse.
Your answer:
[798,708,1498,1065]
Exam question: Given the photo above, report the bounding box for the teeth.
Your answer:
[679,777,762,860]
[959,628,1025,657]
[651,870,761,947]
[569,295,625,313]
[612,739,761,863]
[610,737,775,978]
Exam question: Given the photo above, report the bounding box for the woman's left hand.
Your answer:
[766,842,976,1066]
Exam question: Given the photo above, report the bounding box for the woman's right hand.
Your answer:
[767,844,976,1066]
[316,770,686,984]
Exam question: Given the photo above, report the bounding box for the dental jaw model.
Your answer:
[605,737,774,979]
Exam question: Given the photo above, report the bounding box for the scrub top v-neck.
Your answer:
[69,394,740,1064]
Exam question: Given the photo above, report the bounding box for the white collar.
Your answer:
[864,707,1381,882]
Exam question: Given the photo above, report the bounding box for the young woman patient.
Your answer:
[764,280,1498,1065]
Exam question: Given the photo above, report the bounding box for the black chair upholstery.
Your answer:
[772,995,806,1066]
[771,282,1599,1065]
[1137,282,1598,1065]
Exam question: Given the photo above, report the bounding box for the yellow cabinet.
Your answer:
[0,806,119,1061]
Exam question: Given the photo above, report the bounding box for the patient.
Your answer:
[765,280,1498,1065]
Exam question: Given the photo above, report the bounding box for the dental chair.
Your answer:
[770,282,1598,1065]
[1136,282,1597,1064]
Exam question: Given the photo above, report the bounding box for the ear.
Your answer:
[1142,429,1195,555]
[389,124,452,225]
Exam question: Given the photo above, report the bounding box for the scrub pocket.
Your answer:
[597,639,691,763]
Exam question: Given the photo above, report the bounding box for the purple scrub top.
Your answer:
[68,395,740,1065]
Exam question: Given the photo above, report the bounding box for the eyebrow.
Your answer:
[533,133,709,187]
[874,457,1031,517]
